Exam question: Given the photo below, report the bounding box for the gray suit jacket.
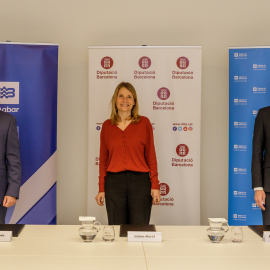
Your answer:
[252,106,270,192]
[0,111,21,205]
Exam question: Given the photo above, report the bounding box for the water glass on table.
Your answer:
[231,226,243,242]
[102,226,115,242]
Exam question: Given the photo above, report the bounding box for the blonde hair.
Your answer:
[110,82,140,125]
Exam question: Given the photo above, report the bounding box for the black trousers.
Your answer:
[105,171,152,225]
[262,192,270,225]
[0,206,7,224]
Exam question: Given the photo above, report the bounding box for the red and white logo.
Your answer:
[159,183,170,196]
[176,144,189,157]
[101,57,113,69]
[176,57,189,69]
[157,87,170,100]
[138,56,151,69]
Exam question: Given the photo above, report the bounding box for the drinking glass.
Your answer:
[231,226,243,242]
[102,226,115,242]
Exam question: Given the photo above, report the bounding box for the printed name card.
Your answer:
[0,231,12,242]
[263,231,270,242]
[128,231,162,242]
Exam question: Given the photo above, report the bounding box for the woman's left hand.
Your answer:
[151,189,160,205]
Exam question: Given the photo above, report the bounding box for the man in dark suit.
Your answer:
[0,111,21,224]
[252,106,270,225]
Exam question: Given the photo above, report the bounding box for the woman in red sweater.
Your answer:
[95,82,160,225]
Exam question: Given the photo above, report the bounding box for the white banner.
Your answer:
[88,46,201,225]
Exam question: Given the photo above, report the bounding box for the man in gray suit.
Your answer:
[252,106,270,225]
[0,110,21,224]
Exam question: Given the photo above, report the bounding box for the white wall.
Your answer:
[1,0,269,225]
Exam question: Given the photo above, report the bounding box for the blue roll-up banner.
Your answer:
[0,42,58,224]
[229,47,270,225]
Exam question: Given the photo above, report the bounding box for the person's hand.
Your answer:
[151,189,160,205]
[254,190,266,210]
[95,192,105,206]
[2,196,17,208]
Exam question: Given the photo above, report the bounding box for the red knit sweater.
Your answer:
[98,116,159,192]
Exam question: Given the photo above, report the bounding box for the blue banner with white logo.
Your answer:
[0,43,58,224]
[229,47,270,225]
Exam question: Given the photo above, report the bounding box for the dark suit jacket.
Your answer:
[252,106,270,192]
[0,111,21,205]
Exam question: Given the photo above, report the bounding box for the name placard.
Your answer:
[0,231,12,242]
[128,231,162,242]
[263,231,270,242]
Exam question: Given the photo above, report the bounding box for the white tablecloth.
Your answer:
[0,225,269,270]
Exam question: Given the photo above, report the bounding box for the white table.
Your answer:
[0,225,269,270]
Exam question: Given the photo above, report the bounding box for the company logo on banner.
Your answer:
[253,87,266,93]
[101,57,113,69]
[234,121,247,128]
[176,57,189,69]
[234,144,247,151]
[97,56,118,79]
[160,183,170,196]
[138,56,151,69]
[233,214,247,221]
[134,56,155,79]
[234,75,247,82]
[172,144,193,167]
[157,87,170,100]
[176,144,189,156]
[253,64,266,71]
[0,82,20,113]
[153,87,174,110]
[172,57,193,80]
[159,183,174,207]
[0,82,19,103]
[252,203,260,210]
[234,99,247,105]
[233,191,247,198]
[234,52,248,59]
[233,167,247,174]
